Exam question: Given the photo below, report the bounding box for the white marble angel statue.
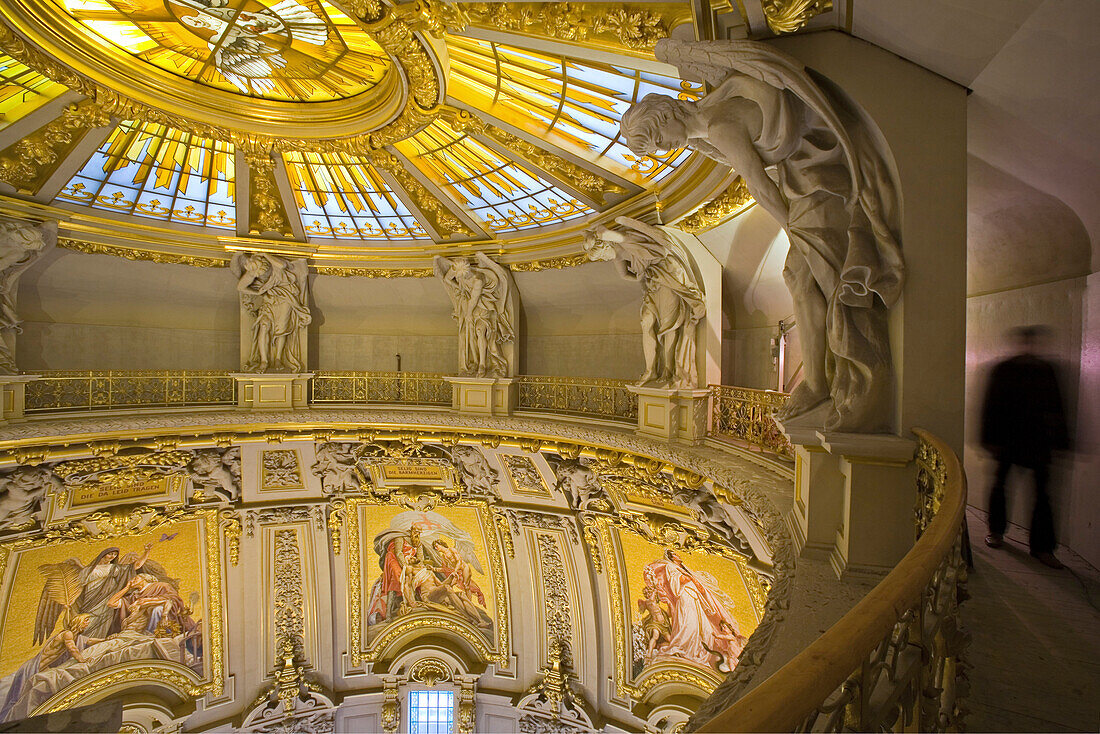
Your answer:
[621,39,904,432]
[584,216,705,389]
[0,220,53,374]
[434,253,515,377]
[232,252,311,373]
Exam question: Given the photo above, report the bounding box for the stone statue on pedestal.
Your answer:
[584,216,705,389]
[0,219,54,375]
[434,253,515,377]
[621,39,904,432]
[232,252,311,373]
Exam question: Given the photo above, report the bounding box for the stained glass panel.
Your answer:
[283,151,429,240]
[55,120,235,229]
[397,120,593,233]
[447,35,696,182]
[0,53,66,130]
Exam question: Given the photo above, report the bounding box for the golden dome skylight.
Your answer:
[0,0,763,263]
[53,0,390,102]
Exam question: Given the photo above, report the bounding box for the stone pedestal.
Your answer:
[817,432,916,579]
[0,375,37,423]
[629,386,711,443]
[445,376,516,416]
[780,416,916,578]
[231,373,311,410]
[786,442,846,557]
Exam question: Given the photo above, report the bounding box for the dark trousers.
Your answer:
[987,459,1055,554]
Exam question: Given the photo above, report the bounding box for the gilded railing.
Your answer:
[25,370,236,413]
[691,429,969,733]
[310,371,451,406]
[710,385,794,458]
[516,375,638,422]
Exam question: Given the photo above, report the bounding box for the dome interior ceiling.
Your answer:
[0,0,736,261]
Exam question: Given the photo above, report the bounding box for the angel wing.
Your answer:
[216,35,284,79]
[287,257,309,308]
[473,253,515,343]
[654,38,860,194]
[432,256,462,312]
[34,559,83,644]
[613,216,702,291]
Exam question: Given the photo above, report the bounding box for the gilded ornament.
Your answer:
[246,152,294,237]
[220,509,241,566]
[493,509,515,559]
[678,177,755,233]
[274,529,306,660]
[463,3,672,51]
[328,499,346,556]
[0,100,110,193]
[57,239,228,267]
[762,0,833,35]
[409,657,452,686]
[380,679,400,733]
[313,266,433,278]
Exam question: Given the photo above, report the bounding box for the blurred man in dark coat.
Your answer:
[980,326,1069,568]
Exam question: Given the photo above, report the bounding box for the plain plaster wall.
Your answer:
[15,248,647,379]
[17,248,239,370]
[772,32,969,451]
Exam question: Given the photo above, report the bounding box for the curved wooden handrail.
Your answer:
[697,428,967,733]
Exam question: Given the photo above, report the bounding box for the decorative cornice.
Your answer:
[677,177,755,233]
[508,253,592,272]
[58,238,229,268]
[460,2,679,52]
[313,266,433,278]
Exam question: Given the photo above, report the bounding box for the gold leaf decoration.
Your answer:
[678,177,755,233]
[762,0,832,35]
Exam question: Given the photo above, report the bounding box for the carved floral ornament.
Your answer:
[0,413,794,730]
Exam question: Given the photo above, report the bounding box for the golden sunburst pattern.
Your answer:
[52,0,389,101]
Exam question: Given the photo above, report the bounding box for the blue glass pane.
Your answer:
[409,690,454,734]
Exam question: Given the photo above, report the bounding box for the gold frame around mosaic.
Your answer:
[0,506,225,714]
[599,516,768,700]
[341,494,510,668]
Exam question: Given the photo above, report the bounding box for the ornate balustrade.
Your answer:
[24,370,236,413]
[691,428,969,732]
[311,371,451,406]
[22,373,794,459]
[709,385,793,458]
[515,375,637,422]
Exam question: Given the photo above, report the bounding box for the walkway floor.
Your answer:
[964,506,1100,732]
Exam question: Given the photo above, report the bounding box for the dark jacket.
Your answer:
[980,354,1069,465]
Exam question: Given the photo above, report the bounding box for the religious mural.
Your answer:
[0,517,215,722]
[617,530,764,689]
[360,504,501,657]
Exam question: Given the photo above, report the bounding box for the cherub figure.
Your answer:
[0,466,60,531]
[637,581,672,657]
[311,442,363,494]
[188,448,241,501]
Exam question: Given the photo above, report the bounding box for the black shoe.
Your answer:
[985,534,1003,548]
[1031,551,1065,569]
